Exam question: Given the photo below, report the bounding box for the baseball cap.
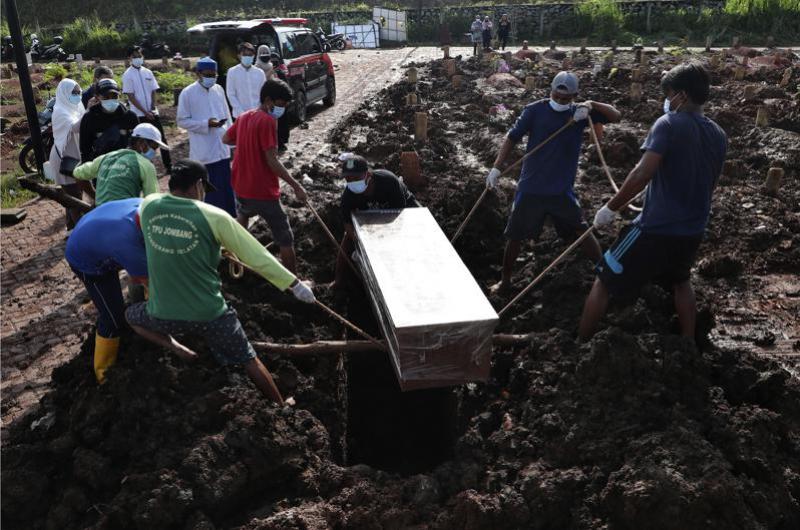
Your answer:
[168,159,217,192]
[131,123,169,149]
[96,78,120,96]
[551,71,579,94]
[341,155,369,176]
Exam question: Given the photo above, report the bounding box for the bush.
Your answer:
[43,63,68,83]
[154,70,196,93]
[575,0,625,43]
[62,17,127,59]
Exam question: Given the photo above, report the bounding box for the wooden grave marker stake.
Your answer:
[755,106,769,127]
[764,167,784,195]
[414,112,428,141]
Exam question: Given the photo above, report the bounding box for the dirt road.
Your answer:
[0,46,470,428]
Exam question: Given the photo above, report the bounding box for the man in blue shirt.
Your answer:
[486,71,621,293]
[579,61,727,341]
[65,198,148,383]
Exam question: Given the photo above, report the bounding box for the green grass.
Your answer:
[1,171,38,208]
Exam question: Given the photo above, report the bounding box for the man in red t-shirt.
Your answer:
[223,79,306,272]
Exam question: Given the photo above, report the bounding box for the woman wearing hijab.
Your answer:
[50,78,85,230]
[255,44,276,81]
[257,44,290,151]
[470,16,483,56]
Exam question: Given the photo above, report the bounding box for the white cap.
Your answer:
[131,123,169,149]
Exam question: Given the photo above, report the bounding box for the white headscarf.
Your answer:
[256,44,274,79]
[52,78,83,153]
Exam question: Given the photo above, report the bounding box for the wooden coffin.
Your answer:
[352,208,499,391]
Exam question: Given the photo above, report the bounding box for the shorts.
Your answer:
[597,225,702,300]
[235,196,294,246]
[504,193,588,241]
[125,303,256,366]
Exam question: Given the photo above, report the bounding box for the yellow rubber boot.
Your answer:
[94,334,120,384]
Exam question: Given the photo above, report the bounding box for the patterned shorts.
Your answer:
[125,303,256,365]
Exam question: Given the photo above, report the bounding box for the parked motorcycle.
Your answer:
[30,34,69,63]
[19,96,56,174]
[137,33,171,58]
[316,28,346,51]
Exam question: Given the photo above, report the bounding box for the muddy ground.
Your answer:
[2,47,800,529]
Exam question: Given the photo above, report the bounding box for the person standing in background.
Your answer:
[482,16,493,51]
[79,79,139,163]
[50,78,85,230]
[470,16,482,56]
[178,57,237,216]
[122,46,171,173]
[81,65,113,108]
[257,44,290,151]
[497,14,511,51]
[226,42,266,120]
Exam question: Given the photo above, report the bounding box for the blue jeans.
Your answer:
[72,267,125,338]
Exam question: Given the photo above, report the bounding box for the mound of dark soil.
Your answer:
[3,50,799,529]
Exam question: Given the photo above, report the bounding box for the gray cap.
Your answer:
[551,71,579,94]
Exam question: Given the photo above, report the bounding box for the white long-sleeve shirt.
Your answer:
[225,63,266,118]
[176,81,232,165]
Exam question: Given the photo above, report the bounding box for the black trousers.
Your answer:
[137,114,171,172]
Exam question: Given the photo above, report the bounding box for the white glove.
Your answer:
[291,280,316,303]
[486,167,501,188]
[593,204,617,229]
[573,104,590,122]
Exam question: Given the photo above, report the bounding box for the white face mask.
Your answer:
[347,179,367,194]
[663,93,684,114]
[101,99,120,113]
[241,56,254,67]
[132,57,144,68]
[549,99,571,112]
[270,106,285,119]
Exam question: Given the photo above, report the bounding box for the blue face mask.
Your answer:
[142,148,156,160]
[69,93,82,105]
[101,99,120,113]
[347,179,367,194]
[132,57,144,68]
[200,76,217,89]
[241,56,254,67]
[270,106,285,119]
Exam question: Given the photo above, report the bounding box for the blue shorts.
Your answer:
[125,303,256,365]
[597,225,702,300]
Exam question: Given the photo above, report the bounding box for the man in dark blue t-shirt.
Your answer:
[486,71,621,293]
[579,61,727,341]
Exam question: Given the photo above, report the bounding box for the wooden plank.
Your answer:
[352,208,498,390]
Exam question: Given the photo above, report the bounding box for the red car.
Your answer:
[188,18,336,123]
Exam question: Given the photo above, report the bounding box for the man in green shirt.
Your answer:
[125,159,315,404]
[73,123,166,205]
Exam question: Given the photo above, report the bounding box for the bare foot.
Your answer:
[169,338,199,361]
[489,280,511,295]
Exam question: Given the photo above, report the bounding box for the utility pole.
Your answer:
[5,0,45,174]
